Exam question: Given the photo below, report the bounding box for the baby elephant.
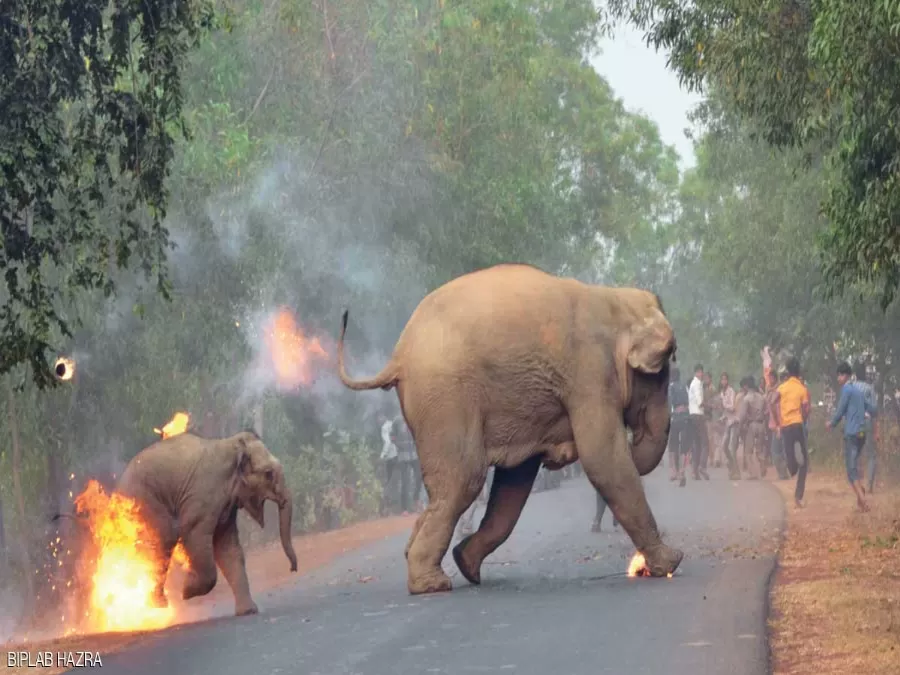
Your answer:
[116,429,298,616]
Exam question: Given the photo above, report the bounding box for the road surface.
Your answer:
[69,466,785,675]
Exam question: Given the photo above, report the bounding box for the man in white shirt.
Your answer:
[380,415,399,513]
[688,364,710,481]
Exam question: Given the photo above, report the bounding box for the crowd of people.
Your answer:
[665,355,881,512]
[375,352,884,535]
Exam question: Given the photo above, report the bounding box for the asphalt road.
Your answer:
[70,465,785,675]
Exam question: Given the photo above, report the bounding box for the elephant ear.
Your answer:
[616,308,676,407]
[236,440,266,529]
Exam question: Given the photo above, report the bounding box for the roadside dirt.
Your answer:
[1,513,417,674]
[769,473,900,674]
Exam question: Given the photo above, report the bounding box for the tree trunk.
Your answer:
[7,381,35,625]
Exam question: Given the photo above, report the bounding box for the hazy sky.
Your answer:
[591,21,703,171]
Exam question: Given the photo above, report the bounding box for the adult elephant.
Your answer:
[114,430,298,616]
[336,263,682,595]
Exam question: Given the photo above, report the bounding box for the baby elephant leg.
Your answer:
[213,519,257,616]
[181,531,218,600]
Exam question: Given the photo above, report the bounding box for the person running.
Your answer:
[719,372,741,479]
[827,362,877,512]
[852,362,879,494]
[667,366,691,487]
[688,364,710,480]
[775,357,811,507]
[738,376,768,479]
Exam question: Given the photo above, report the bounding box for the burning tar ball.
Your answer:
[54,356,76,381]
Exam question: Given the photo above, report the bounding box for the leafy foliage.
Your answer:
[606,1,900,307]
[0,0,216,387]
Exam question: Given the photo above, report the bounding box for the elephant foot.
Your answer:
[643,544,684,577]
[451,538,482,586]
[183,573,217,600]
[408,568,453,595]
[235,601,259,616]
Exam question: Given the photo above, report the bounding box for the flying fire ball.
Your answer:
[153,412,190,439]
[54,356,76,381]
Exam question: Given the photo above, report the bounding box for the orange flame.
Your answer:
[262,307,329,389]
[71,480,190,634]
[627,552,650,578]
[626,552,674,578]
[153,412,190,439]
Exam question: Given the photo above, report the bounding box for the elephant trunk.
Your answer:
[627,374,671,476]
[278,490,298,572]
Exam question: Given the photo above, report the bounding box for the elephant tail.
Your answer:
[337,309,399,391]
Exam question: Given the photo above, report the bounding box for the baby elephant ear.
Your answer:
[627,309,675,374]
[234,435,254,478]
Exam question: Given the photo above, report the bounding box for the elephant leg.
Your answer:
[405,424,486,595]
[452,456,540,585]
[213,519,257,616]
[180,530,218,600]
[573,404,683,577]
[151,539,175,608]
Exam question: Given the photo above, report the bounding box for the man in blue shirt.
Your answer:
[827,362,877,512]
[852,362,879,494]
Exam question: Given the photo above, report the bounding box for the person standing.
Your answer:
[393,414,420,514]
[852,362,879,494]
[667,366,691,487]
[688,364,710,481]
[827,362,877,512]
[380,414,399,514]
[738,376,768,480]
[705,372,722,468]
[775,357,811,507]
[719,372,741,480]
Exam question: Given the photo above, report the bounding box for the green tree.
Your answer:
[606,1,900,308]
[0,0,216,387]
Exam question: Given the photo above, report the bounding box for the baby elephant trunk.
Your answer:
[278,489,298,572]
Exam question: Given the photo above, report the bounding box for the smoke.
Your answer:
[162,151,427,435]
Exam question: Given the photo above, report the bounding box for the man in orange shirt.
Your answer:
[774,357,811,507]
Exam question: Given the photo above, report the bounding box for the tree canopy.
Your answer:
[1,0,215,387]
[606,0,900,308]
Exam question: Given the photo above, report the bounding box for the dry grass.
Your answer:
[769,473,900,674]
[2,513,417,674]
